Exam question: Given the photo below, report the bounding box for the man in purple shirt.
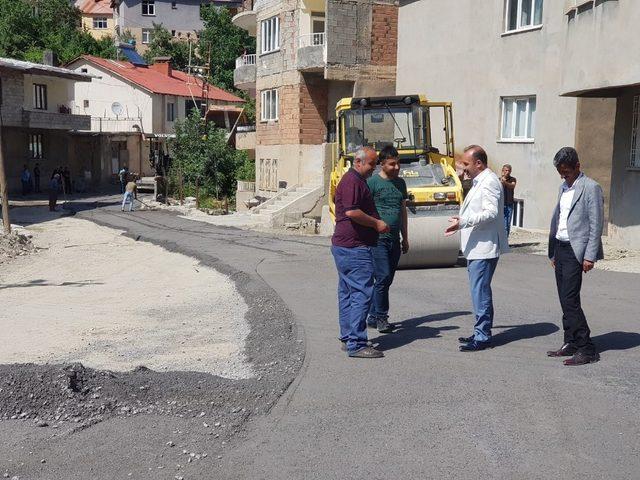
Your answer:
[332,147,389,358]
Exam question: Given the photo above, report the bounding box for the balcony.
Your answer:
[235,125,256,151]
[22,109,91,131]
[234,54,256,91]
[297,33,326,72]
[232,9,256,37]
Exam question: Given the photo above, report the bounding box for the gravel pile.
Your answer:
[0,231,35,265]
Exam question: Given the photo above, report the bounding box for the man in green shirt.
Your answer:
[366,145,409,333]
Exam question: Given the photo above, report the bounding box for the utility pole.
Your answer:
[0,116,11,235]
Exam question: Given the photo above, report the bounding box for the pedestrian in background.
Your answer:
[332,146,389,358]
[121,180,138,212]
[21,165,31,196]
[501,164,517,236]
[62,167,72,196]
[366,145,409,333]
[33,163,41,194]
[118,166,128,194]
[48,174,60,211]
[547,147,604,366]
[445,145,509,351]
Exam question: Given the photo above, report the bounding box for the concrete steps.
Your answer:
[250,182,323,227]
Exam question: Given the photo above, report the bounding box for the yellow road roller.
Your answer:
[328,95,462,268]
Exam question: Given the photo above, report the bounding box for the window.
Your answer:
[93,16,108,29]
[141,0,155,15]
[171,30,176,37]
[80,68,88,73]
[83,100,90,108]
[34,84,47,110]
[29,134,43,159]
[505,0,543,32]
[630,96,640,168]
[167,102,175,122]
[171,1,177,8]
[260,89,279,121]
[142,28,152,44]
[260,16,280,54]
[500,96,536,141]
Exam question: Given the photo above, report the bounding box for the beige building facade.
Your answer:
[397,0,639,246]
[233,0,398,198]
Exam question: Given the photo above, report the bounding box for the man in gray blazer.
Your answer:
[547,147,604,366]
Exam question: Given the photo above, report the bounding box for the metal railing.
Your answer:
[235,54,256,68]
[298,32,325,48]
[88,117,143,133]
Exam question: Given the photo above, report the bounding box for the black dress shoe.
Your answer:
[563,352,600,366]
[459,340,492,352]
[547,343,578,357]
[376,318,394,333]
[458,335,474,344]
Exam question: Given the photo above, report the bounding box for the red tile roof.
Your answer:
[80,55,244,103]
[79,0,112,15]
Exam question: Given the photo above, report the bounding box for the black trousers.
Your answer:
[554,241,595,354]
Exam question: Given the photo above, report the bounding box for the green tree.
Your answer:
[170,110,247,199]
[142,23,191,70]
[198,6,255,91]
[0,0,116,63]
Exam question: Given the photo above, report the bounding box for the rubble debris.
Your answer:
[0,232,35,265]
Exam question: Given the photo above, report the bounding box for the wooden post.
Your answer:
[179,168,184,205]
[0,122,11,235]
[224,196,228,215]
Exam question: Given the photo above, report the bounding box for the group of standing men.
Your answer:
[332,145,604,366]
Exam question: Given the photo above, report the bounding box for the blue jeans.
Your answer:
[467,257,499,342]
[331,245,374,353]
[368,237,401,322]
[122,191,134,211]
[504,204,514,236]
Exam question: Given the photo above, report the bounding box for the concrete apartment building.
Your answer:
[80,0,115,40]
[397,0,640,246]
[0,58,92,193]
[67,54,243,183]
[232,0,397,202]
[111,0,206,50]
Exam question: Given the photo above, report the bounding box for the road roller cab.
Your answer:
[329,95,463,268]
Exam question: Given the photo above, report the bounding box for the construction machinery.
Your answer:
[328,95,462,268]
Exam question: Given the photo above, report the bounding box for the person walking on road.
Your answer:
[547,147,604,366]
[366,145,409,333]
[332,146,389,358]
[121,180,138,212]
[445,145,509,351]
[501,164,517,236]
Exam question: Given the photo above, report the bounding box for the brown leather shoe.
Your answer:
[563,352,600,366]
[348,346,384,358]
[547,343,577,357]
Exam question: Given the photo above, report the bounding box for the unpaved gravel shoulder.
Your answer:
[0,207,304,473]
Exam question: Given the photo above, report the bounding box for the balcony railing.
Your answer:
[235,54,256,69]
[298,32,325,48]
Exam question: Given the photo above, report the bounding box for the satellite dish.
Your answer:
[111,102,124,116]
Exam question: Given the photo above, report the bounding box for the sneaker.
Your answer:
[376,317,394,333]
[348,346,384,358]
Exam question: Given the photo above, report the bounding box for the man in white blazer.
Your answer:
[445,145,509,351]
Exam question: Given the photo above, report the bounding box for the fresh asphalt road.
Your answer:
[5,204,640,479]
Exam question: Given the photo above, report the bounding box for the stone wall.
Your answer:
[0,71,25,126]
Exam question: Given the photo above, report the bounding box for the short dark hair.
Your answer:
[553,147,579,169]
[378,145,399,163]
[464,145,488,166]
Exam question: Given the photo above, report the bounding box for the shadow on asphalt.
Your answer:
[593,331,640,353]
[491,322,559,347]
[373,311,470,351]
